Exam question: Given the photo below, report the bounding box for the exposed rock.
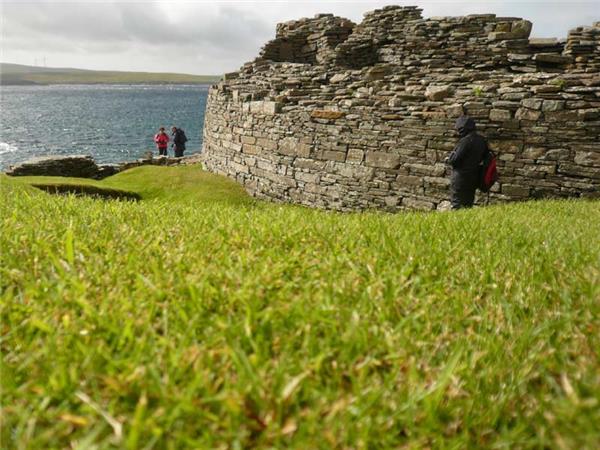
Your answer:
[5,153,203,180]
[311,110,345,119]
[425,85,452,101]
[6,155,101,178]
[365,152,401,169]
[330,73,350,83]
[534,53,573,65]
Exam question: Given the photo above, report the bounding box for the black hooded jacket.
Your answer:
[448,116,488,174]
[172,128,187,148]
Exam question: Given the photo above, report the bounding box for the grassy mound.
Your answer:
[1,168,599,449]
[10,165,253,205]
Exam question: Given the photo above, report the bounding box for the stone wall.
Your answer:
[202,5,600,211]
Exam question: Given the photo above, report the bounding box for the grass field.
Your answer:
[0,63,221,85]
[1,165,599,449]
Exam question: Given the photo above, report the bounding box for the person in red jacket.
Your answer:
[153,127,170,156]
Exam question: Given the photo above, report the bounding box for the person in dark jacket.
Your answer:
[447,116,489,209]
[171,126,188,158]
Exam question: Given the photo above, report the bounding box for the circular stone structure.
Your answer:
[202,5,600,211]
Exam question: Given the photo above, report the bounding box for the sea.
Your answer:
[0,84,209,170]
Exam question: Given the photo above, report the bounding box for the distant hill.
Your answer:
[0,63,221,85]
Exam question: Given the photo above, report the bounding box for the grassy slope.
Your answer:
[0,63,220,85]
[1,166,599,449]
[9,165,252,205]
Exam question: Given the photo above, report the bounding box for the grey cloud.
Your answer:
[2,1,599,74]
[3,2,270,49]
[2,1,273,72]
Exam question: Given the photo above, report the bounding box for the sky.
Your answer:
[1,1,599,75]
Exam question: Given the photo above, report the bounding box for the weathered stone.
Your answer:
[542,149,570,161]
[574,151,600,166]
[365,152,401,169]
[544,110,579,122]
[330,73,350,83]
[521,98,543,110]
[384,196,400,207]
[425,85,452,101]
[6,155,100,178]
[515,108,542,121]
[311,110,345,120]
[488,20,532,40]
[323,150,346,162]
[528,38,558,47]
[295,171,320,183]
[511,20,533,38]
[541,100,565,112]
[279,137,300,156]
[578,108,600,120]
[490,140,523,153]
[502,184,530,197]
[249,101,281,115]
[402,197,434,210]
[533,53,572,65]
[532,85,562,94]
[366,65,392,81]
[241,136,257,145]
[445,104,465,118]
[437,200,452,211]
[346,148,364,164]
[396,175,423,187]
[257,138,278,151]
[522,146,547,159]
[490,109,512,121]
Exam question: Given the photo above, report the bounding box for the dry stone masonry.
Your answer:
[202,6,600,211]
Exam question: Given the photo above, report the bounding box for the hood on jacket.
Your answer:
[455,116,476,137]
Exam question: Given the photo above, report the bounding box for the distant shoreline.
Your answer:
[0,80,217,86]
[0,62,221,85]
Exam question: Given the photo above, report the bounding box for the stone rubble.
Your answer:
[5,155,103,178]
[202,5,600,211]
[5,154,202,179]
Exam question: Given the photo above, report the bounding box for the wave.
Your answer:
[0,142,18,155]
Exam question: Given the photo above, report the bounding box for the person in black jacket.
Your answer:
[447,116,489,209]
[171,126,188,158]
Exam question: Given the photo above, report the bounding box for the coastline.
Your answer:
[3,153,204,179]
[0,83,208,171]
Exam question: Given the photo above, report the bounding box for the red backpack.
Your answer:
[479,150,498,192]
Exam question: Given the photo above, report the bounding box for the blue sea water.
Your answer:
[0,84,209,170]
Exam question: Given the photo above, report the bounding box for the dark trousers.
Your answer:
[174,146,185,158]
[451,170,478,210]
[158,147,168,156]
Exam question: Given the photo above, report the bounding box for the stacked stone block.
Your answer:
[202,6,600,212]
[564,22,600,72]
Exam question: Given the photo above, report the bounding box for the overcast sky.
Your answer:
[1,1,598,75]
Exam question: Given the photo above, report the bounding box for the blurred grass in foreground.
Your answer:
[1,166,599,449]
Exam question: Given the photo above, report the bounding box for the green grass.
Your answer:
[1,63,221,85]
[1,166,599,449]
[10,165,252,205]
